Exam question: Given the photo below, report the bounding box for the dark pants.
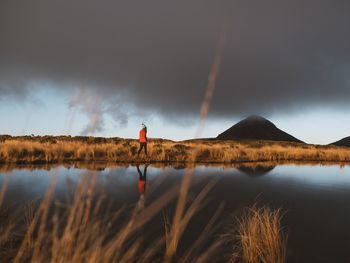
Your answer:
[138,142,147,156]
[137,165,147,181]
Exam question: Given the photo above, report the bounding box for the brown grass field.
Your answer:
[0,135,350,164]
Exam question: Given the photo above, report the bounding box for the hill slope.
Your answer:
[217,115,303,143]
[331,137,350,147]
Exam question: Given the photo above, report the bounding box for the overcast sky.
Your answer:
[1,0,349,143]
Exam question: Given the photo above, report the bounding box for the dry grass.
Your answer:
[231,205,287,263]
[0,171,226,262]
[0,136,350,164]
[0,168,291,263]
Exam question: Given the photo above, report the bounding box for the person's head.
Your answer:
[141,123,146,130]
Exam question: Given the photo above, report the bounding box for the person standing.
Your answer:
[138,123,148,156]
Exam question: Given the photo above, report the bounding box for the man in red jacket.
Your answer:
[138,123,148,156]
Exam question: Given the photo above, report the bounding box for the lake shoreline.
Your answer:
[1,160,350,174]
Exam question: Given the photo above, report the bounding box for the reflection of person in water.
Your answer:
[136,164,148,210]
[137,164,148,194]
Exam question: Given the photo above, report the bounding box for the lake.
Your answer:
[1,163,350,263]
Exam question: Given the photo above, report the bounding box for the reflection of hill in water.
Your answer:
[237,164,276,176]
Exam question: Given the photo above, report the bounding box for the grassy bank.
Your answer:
[0,136,350,164]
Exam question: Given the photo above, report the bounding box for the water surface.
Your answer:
[1,163,350,263]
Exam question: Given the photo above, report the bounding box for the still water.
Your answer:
[1,163,350,263]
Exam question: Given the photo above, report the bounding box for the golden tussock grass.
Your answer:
[1,136,350,164]
[231,205,287,263]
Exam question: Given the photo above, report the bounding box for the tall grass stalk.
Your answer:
[232,205,287,263]
[0,171,226,263]
[0,171,292,262]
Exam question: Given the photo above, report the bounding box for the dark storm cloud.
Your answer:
[1,0,350,121]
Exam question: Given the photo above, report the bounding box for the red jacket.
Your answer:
[139,128,147,143]
[138,179,146,194]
